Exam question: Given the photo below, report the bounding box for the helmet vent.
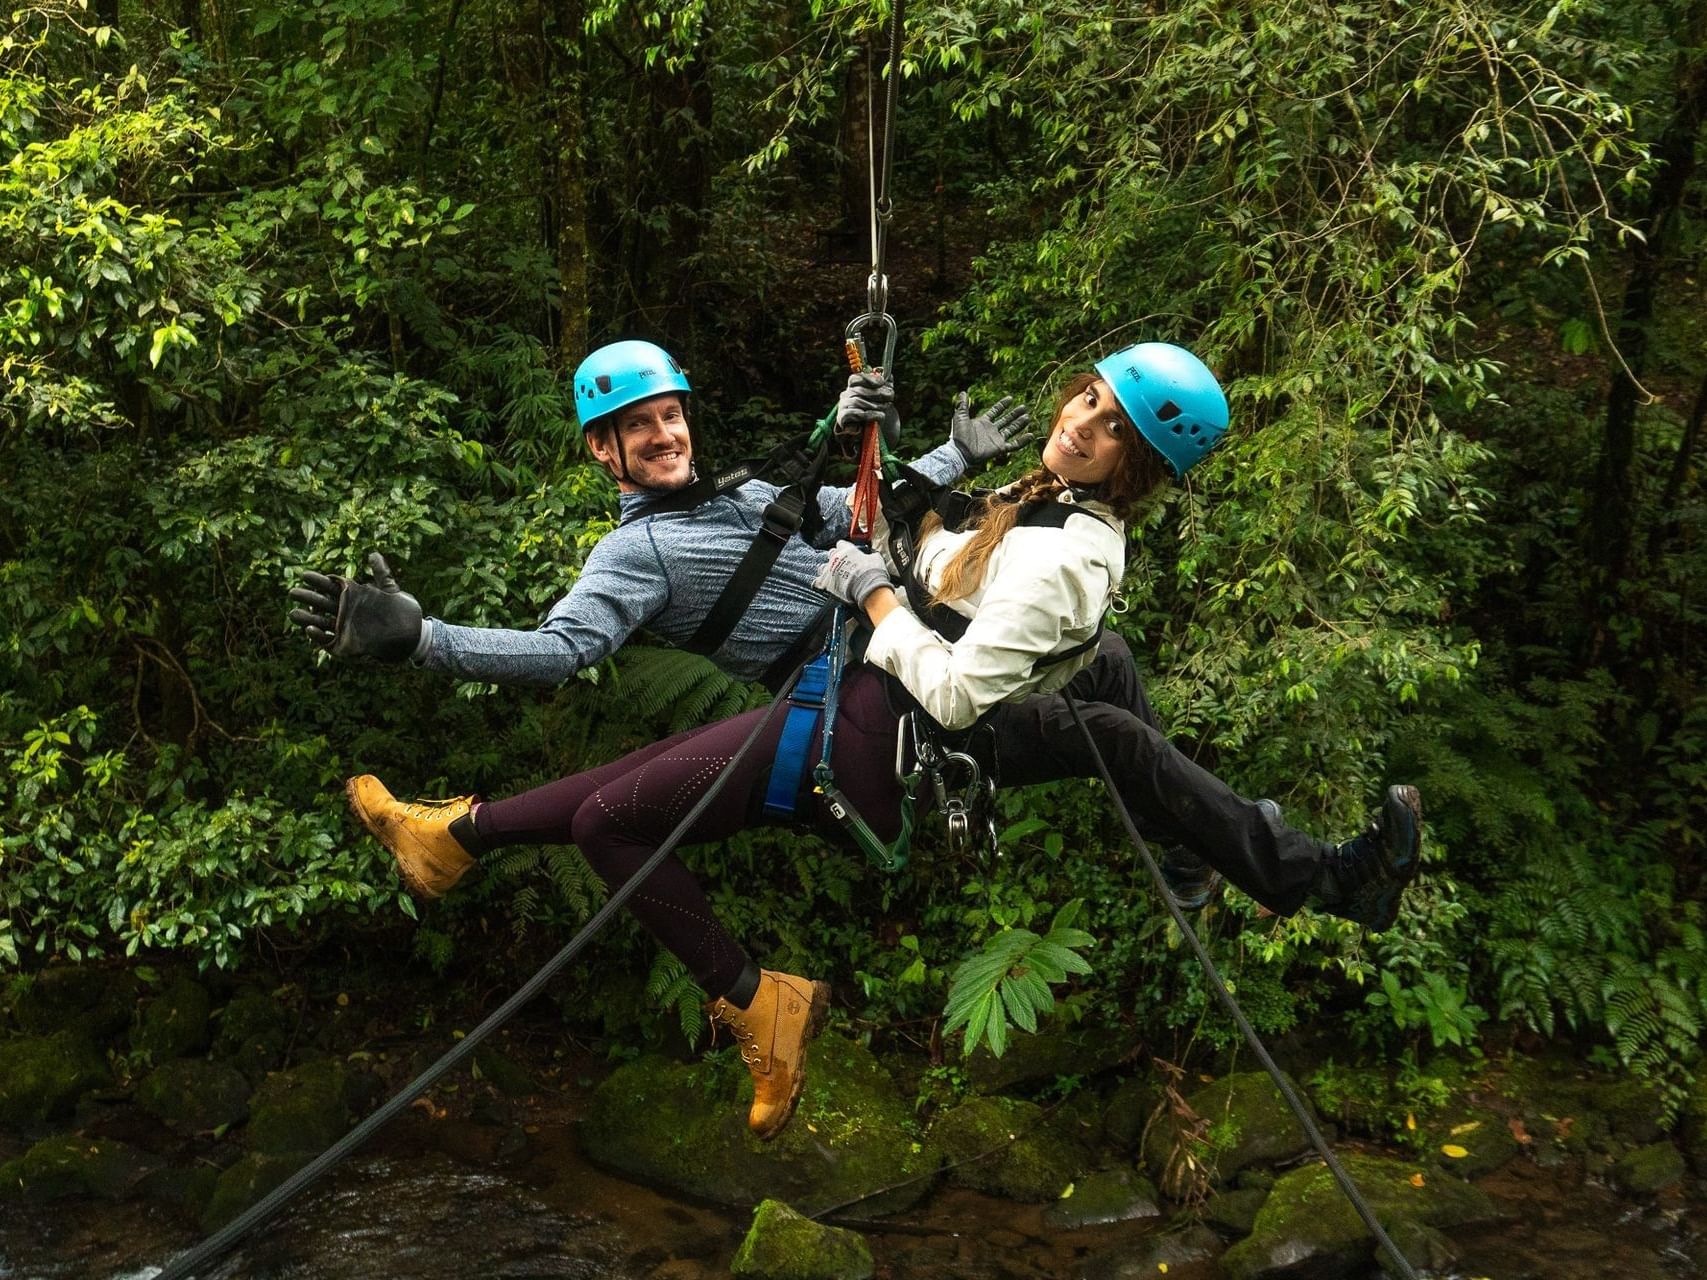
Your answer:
[1156,400,1182,421]
[595,375,613,393]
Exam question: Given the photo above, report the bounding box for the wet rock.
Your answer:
[928,1095,1086,1202]
[132,974,213,1062]
[957,1017,1127,1094]
[580,1031,937,1216]
[730,1199,873,1280]
[138,1162,221,1217]
[0,1031,109,1128]
[1041,1168,1162,1230]
[1219,1154,1502,1280]
[246,1059,350,1155]
[474,1044,538,1098]
[1101,1074,1163,1153]
[1377,1218,1456,1276]
[202,1150,313,1231]
[1612,1141,1685,1195]
[7,966,138,1042]
[1428,1106,1522,1179]
[1142,1071,1315,1192]
[212,990,290,1080]
[1079,1223,1222,1279]
[0,1132,158,1201]
[1585,1078,1667,1146]
[137,1059,251,1133]
[1204,1186,1268,1235]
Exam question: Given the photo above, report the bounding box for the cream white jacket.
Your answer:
[864,490,1126,730]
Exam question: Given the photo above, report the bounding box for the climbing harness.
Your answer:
[1061,694,1422,1280]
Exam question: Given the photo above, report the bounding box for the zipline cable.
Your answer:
[147,666,807,1280]
[1063,694,1422,1280]
[865,0,905,318]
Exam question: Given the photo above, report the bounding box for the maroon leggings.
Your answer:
[473,666,903,998]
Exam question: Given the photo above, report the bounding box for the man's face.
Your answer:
[587,393,694,492]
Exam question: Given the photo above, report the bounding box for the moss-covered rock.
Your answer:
[1142,1071,1315,1191]
[1425,1105,1523,1179]
[132,975,213,1062]
[0,1031,109,1128]
[1584,1078,1667,1146]
[1220,1154,1502,1280]
[1042,1168,1162,1230]
[0,1133,158,1201]
[246,1059,350,1155]
[730,1199,874,1280]
[1379,1218,1457,1276]
[1612,1141,1685,1195]
[474,1045,538,1098]
[202,1150,313,1231]
[137,1059,251,1133]
[956,1017,1127,1094]
[1101,1074,1163,1153]
[579,1031,936,1216]
[138,1162,222,1218]
[212,990,290,1081]
[928,1095,1086,1202]
[7,966,138,1042]
[1203,1187,1268,1236]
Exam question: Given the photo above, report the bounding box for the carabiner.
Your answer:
[845,311,898,381]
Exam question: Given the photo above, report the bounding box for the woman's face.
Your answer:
[1041,378,1129,486]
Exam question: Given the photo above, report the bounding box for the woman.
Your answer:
[348,342,1422,1141]
[819,344,1423,934]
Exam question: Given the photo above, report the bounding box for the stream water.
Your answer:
[1,1099,1700,1280]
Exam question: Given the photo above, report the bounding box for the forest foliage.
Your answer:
[1,0,1704,1098]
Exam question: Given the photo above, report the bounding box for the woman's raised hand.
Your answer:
[950,392,1034,466]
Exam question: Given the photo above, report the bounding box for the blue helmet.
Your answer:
[572,340,692,435]
[1093,342,1228,477]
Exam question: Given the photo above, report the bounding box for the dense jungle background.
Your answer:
[2,0,1705,1123]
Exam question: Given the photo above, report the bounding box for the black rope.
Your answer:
[148,666,807,1280]
[1062,694,1421,1280]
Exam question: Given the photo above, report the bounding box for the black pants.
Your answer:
[988,633,1330,915]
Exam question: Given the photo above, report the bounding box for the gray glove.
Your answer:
[287,552,424,663]
[836,370,901,447]
[813,540,894,608]
[951,391,1034,466]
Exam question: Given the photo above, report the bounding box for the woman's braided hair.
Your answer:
[921,372,1171,606]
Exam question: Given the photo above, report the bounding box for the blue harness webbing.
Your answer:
[762,650,831,817]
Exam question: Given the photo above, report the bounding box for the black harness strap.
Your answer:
[687,452,828,656]
[624,433,833,660]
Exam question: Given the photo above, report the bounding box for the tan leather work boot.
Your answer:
[707,970,831,1141]
[345,775,477,900]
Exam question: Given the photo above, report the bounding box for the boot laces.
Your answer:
[708,1001,765,1067]
[1333,813,1388,885]
[398,796,469,823]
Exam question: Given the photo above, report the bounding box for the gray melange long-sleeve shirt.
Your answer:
[416,441,966,685]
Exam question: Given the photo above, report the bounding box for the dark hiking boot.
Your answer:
[707,969,831,1141]
[1158,799,1281,911]
[1310,785,1423,931]
[346,775,478,900]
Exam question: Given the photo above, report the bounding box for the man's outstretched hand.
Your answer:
[288,552,424,663]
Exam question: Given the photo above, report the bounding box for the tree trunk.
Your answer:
[1587,4,1707,592]
[548,0,588,363]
